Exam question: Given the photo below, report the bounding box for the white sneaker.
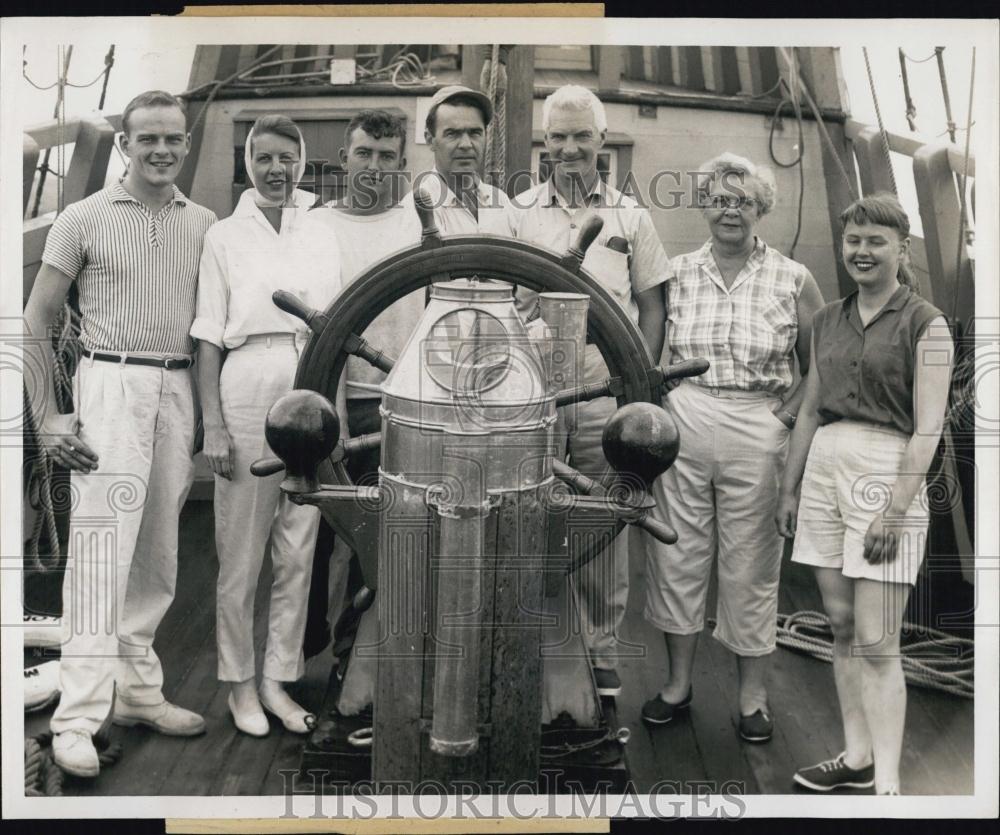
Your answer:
[52,729,99,778]
[24,661,60,712]
[113,699,206,736]
[23,614,62,649]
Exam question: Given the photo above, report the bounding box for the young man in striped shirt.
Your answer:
[24,90,217,778]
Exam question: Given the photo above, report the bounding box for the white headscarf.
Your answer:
[244,119,310,209]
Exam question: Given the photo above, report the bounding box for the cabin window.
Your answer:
[533,46,595,72]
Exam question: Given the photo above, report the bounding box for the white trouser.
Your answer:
[643,381,789,656]
[51,359,196,735]
[564,346,631,671]
[215,336,319,683]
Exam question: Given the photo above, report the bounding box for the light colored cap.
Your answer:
[425,85,493,131]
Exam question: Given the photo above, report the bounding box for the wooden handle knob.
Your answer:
[635,513,678,545]
[250,457,285,477]
[660,358,711,383]
[413,189,441,244]
[562,214,604,272]
[272,290,328,334]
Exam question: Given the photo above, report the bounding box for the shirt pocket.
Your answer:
[582,243,631,306]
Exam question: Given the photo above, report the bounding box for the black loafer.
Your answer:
[739,708,774,743]
[640,687,693,725]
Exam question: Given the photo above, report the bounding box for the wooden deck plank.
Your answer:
[39,502,973,797]
[619,533,707,792]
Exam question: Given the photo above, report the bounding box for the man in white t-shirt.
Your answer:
[306,110,422,652]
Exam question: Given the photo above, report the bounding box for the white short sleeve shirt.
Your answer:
[191,189,342,349]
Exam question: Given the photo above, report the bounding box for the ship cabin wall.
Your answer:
[191,95,841,308]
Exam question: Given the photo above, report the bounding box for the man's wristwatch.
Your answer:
[779,409,797,428]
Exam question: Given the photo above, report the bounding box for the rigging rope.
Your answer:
[898,48,918,132]
[774,611,973,699]
[952,47,976,323]
[481,45,508,191]
[862,47,898,195]
[935,47,958,144]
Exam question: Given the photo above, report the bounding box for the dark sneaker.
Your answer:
[640,687,692,725]
[793,753,875,792]
[593,668,622,697]
[738,708,774,743]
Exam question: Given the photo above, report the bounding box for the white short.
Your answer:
[791,421,929,586]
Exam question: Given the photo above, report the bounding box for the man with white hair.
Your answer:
[507,84,669,697]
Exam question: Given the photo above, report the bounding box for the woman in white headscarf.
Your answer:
[192,115,343,736]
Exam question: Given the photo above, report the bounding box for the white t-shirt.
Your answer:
[311,203,424,398]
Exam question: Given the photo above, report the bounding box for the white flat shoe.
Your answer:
[258,689,317,734]
[227,692,268,737]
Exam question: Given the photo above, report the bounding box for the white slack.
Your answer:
[51,359,196,735]
[214,335,319,683]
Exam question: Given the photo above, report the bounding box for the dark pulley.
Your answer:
[601,402,680,488]
[264,390,340,494]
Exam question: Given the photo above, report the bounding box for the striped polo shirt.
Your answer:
[666,238,811,395]
[42,181,217,355]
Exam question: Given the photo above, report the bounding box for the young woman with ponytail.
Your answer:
[775,193,953,795]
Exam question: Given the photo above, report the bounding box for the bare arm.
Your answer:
[636,283,666,364]
[23,264,98,471]
[775,328,823,538]
[775,272,825,422]
[195,340,234,480]
[865,317,954,563]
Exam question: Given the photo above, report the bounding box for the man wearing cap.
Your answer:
[506,84,669,700]
[401,84,511,234]
[23,90,216,777]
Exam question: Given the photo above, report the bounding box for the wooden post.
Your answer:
[63,115,115,206]
[853,126,896,196]
[23,134,40,215]
[597,46,624,92]
[913,143,965,313]
[503,45,534,197]
[175,45,243,198]
[818,122,862,300]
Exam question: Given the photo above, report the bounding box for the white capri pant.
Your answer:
[791,420,929,586]
[215,335,319,683]
[643,381,789,656]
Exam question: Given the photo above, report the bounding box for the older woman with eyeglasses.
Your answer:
[640,153,824,743]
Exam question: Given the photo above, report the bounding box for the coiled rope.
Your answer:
[24,731,123,796]
[775,611,973,699]
[24,303,81,570]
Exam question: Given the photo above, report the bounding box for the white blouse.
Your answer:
[191,188,341,349]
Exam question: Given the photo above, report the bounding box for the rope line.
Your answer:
[862,46,898,195]
[481,45,508,192]
[952,47,976,322]
[773,611,974,699]
[25,731,124,795]
[792,51,859,203]
[898,48,919,132]
[24,302,80,569]
[900,49,940,64]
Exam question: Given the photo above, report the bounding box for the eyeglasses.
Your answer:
[706,194,760,211]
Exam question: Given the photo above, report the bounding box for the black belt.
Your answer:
[85,350,193,370]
